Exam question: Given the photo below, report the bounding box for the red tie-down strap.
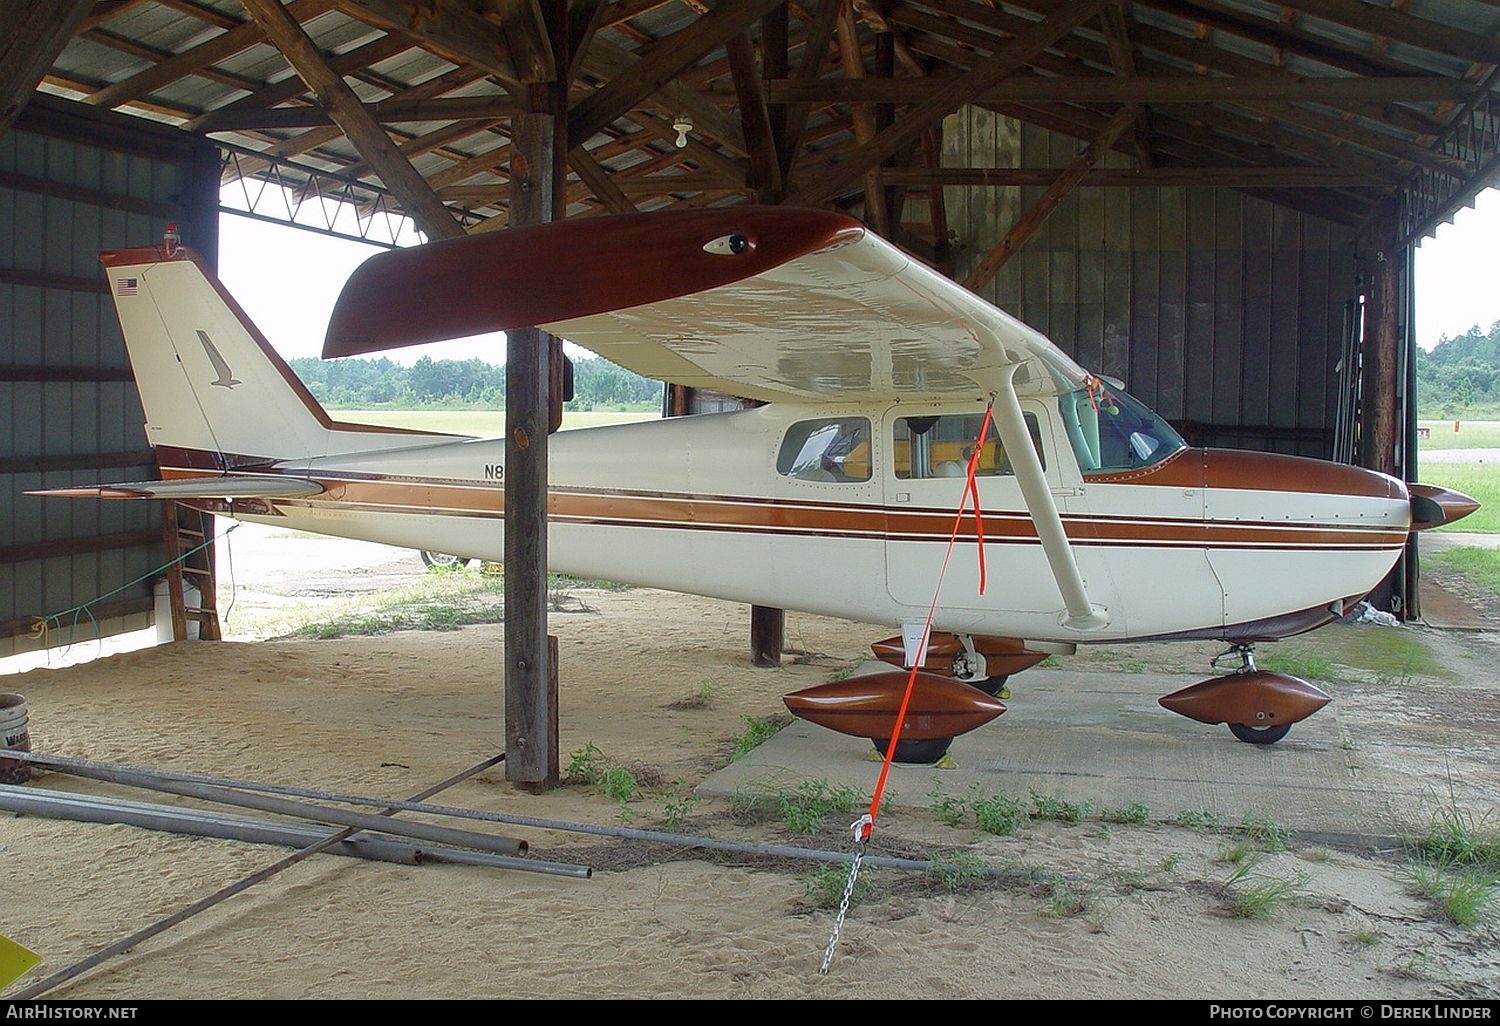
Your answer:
[859,399,995,841]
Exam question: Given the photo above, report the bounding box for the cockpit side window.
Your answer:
[893,413,1044,480]
[777,418,872,482]
[1056,384,1186,474]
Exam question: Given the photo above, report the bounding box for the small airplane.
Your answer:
[32,209,1477,764]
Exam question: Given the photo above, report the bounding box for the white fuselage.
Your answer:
[168,399,1411,645]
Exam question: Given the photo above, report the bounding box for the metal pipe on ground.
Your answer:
[13,750,1007,877]
[8,752,507,1000]
[9,751,526,856]
[0,785,590,878]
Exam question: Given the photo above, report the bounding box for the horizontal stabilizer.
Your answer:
[28,476,324,500]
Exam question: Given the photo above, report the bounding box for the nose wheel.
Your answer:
[1227,722,1292,745]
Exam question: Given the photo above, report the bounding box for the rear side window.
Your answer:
[778,418,872,482]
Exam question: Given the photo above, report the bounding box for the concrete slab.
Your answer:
[702,663,1430,838]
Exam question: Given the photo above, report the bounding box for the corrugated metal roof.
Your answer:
[34,0,1500,245]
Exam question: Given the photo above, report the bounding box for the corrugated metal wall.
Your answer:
[1,96,219,657]
[942,107,1358,458]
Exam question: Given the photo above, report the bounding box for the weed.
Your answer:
[1029,791,1091,823]
[1299,849,1331,863]
[602,765,639,804]
[731,715,782,760]
[666,679,718,711]
[803,861,874,910]
[1259,647,1334,681]
[1176,808,1225,832]
[1237,811,1294,853]
[727,787,781,825]
[564,741,606,785]
[973,791,1028,836]
[1227,870,1306,919]
[662,780,700,831]
[1044,877,1087,918]
[780,779,862,834]
[928,784,972,827]
[1346,929,1381,947]
[826,665,856,683]
[1100,802,1150,825]
[1338,736,1358,751]
[1160,853,1184,874]
[928,852,988,891]
[1217,841,1257,865]
[1402,861,1499,927]
[1037,655,1060,668]
[1415,797,1500,869]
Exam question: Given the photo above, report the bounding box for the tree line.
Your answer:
[286,354,661,410]
[1417,323,1500,417]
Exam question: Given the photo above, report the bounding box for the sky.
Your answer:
[217,186,1500,366]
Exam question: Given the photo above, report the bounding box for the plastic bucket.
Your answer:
[0,694,30,785]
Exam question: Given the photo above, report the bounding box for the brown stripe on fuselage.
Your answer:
[1085,447,1404,500]
[158,463,1408,552]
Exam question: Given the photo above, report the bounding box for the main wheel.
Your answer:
[871,736,953,764]
[967,674,1009,698]
[420,551,473,570]
[1228,722,1291,745]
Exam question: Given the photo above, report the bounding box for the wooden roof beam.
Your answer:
[243,0,465,240]
[766,76,1475,105]
[483,0,558,83]
[84,0,338,109]
[788,0,1106,208]
[963,104,1137,291]
[779,0,843,178]
[334,0,522,90]
[568,0,784,144]
[185,33,413,132]
[725,29,784,201]
[194,94,518,131]
[580,37,746,155]
[79,0,152,33]
[568,145,638,212]
[883,166,1380,187]
[1274,0,1500,67]
[1100,0,1154,168]
[2,0,94,135]
[835,0,889,234]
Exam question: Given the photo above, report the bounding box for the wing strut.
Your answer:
[992,364,1109,631]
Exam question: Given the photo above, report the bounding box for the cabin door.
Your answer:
[882,401,1065,616]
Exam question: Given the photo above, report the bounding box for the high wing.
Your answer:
[28,476,325,500]
[323,207,1090,404]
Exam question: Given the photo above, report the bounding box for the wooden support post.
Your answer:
[1359,207,1402,613]
[726,30,784,203]
[750,605,785,668]
[505,1,568,794]
[920,128,953,278]
[963,105,1137,293]
[835,0,889,236]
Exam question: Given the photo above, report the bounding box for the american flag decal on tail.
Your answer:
[117,277,138,296]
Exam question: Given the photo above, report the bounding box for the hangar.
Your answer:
[3,0,1498,794]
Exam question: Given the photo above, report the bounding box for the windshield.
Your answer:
[1057,383,1186,474]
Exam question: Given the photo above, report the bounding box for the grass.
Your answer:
[803,861,874,910]
[1100,802,1150,825]
[1414,798,1500,869]
[1401,862,1500,927]
[1237,811,1294,853]
[1418,420,1500,451]
[666,678,719,711]
[1427,547,1500,598]
[1345,928,1381,947]
[730,715,783,761]
[778,779,863,834]
[1029,791,1091,823]
[973,791,1029,836]
[1044,877,1088,918]
[1223,862,1307,919]
[1257,647,1335,681]
[1175,808,1225,832]
[273,567,507,639]
[1420,462,1499,534]
[927,852,989,891]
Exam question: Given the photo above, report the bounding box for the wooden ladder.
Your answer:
[160,501,222,641]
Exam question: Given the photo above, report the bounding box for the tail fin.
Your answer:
[100,244,448,463]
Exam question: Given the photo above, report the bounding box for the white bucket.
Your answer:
[0,694,30,784]
[153,579,202,642]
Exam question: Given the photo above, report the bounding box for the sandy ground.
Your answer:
[2,534,1498,1000]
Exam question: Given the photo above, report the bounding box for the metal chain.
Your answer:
[818,841,867,975]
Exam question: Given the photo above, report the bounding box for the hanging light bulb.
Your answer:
[672,115,693,149]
